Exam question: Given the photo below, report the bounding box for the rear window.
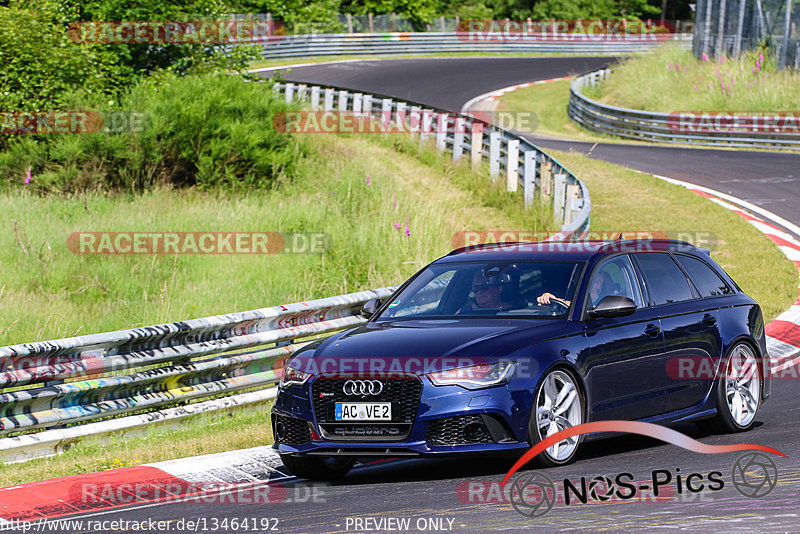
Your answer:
[674,254,733,297]
[635,253,694,305]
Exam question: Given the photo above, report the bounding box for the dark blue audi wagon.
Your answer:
[272,240,769,479]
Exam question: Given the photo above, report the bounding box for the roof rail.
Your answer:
[596,238,696,252]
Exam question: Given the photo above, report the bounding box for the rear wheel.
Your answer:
[280,455,356,480]
[528,368,584,467]
[697,342,761,434]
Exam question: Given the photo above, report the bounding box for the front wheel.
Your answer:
[280,455,356,481]
[528,368,584,467]
[697,342,762,434]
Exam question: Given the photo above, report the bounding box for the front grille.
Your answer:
[311,377,423,441]
[426,415,494,446]
[273,415,312,445]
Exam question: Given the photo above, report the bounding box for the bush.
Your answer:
[0,73,307,192]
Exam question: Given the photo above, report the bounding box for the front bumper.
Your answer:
[272,375,531,456]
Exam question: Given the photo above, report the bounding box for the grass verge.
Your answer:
[586,44,800,112]
[0,134,549,346]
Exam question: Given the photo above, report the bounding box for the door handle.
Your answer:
[644,324,661,337]
[702,314,717,326]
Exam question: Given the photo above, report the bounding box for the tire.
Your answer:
[696,342,761,434]
[527,368,584,468]
[280,455,356,481]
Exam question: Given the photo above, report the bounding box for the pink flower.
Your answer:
[393,222,401,231]
[720,55,725,64]
[404,218,410,237]
[366,175,371,186]
[25,168,31,184]
[759,52,764,64]
[701,53,708,61]
[746,81,751,87]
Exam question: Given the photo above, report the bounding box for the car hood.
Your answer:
[289,318,575,375]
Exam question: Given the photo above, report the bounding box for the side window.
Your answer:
[674,254,733,297]
[586,255,643,309]
[635,253,695,305]
[388,270,455,317]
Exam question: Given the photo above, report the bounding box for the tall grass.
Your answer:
[0,133,551,346]
[587,44,800,111]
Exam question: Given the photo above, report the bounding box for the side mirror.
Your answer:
[361,298,382,319]
[588,296,637,319]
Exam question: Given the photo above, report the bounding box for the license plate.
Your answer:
[335,402,392,421]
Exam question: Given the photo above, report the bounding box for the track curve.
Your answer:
[64,57,800,533]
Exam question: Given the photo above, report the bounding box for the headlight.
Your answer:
[280,364,312,388]
[427,362,516,390]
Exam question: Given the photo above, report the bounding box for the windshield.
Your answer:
[378,260,583,319]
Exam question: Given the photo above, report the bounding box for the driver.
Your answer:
[458,272,513,313]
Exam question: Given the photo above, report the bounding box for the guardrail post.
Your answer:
[470,123,484,170]
[285,82,295,104]
[311,86,321,110]
[564,184,581,226]
[353,93,363,113]
[523,150,536,208]
[435,113,448,153]
[297,84,308,100]
[396,102,407,130]
[506,139,520,192]
[409,106,422,137]
[553,173,567,224]
[453,116,466,162]
[338,90,349,112]
[489,131,501,181]
[363,94,373,115]
[421,109,435,148]
[381,98,393,129]
[324,88,335,111]
[541,160,553,196]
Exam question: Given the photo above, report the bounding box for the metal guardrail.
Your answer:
[569,68,800,150]
[276,81,591,234]
[0,287,394,435]
[251,32,692,59]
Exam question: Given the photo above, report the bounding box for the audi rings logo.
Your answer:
[343,380,384,396]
